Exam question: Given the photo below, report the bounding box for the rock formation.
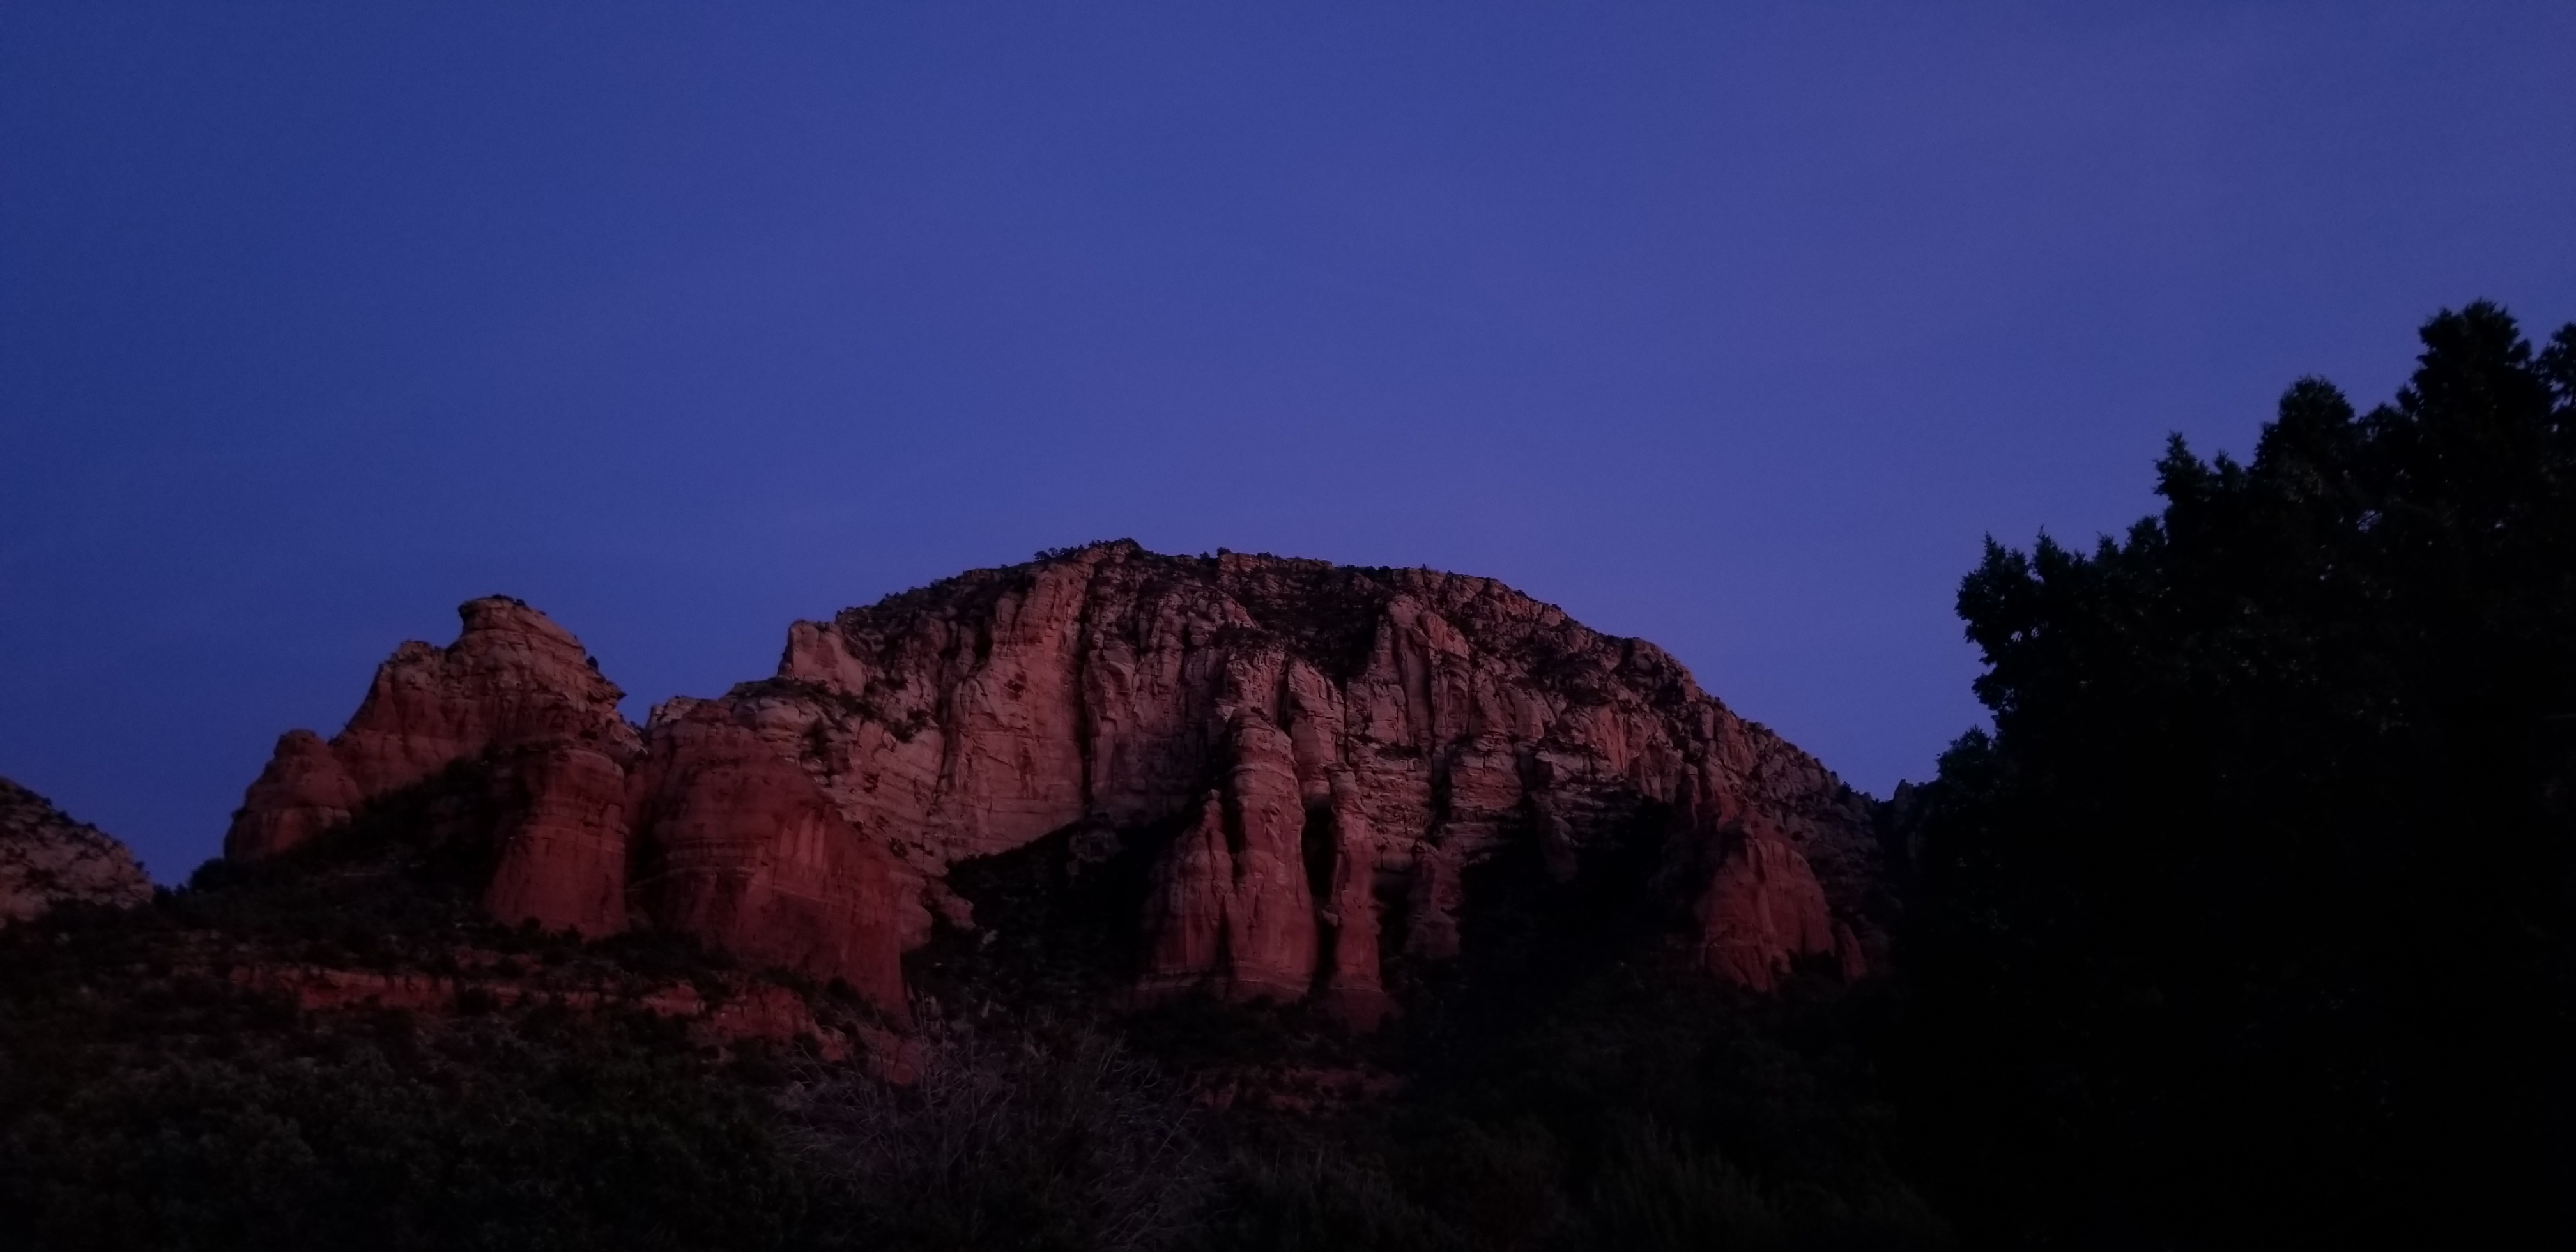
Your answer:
[481,742,634,938]
[227,596,638,862]
[226,597,910,1012]
[1694,821,1848,992]
[1,777,153,924]
[226,544,1885,1026]
[625,700,911,1010]
[715,542,1883,1014]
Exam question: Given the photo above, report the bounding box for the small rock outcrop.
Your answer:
[2,777,152,924]
[225,597,910,1012]
[226,596,637,861]
[226,545,1886,1027]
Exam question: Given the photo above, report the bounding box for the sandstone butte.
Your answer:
[1,776,153,926]
[225,542,1889,1027]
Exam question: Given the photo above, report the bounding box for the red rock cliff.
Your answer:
[227,546,1886,1025]
[224,597,910,1012]
[725,542,1883,1014]
[626,700,911,1011]
[226,596,637,862]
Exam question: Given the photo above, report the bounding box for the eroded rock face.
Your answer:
[226,597,638,862]
[227,545,1885,1026]
[224,599,919,1011]
[1138,714,1323,1005]
[1695,827,1848,993]
[1319,768,1393,1028]
[735,542,1884,1016]
[226,729,363,862]
[627,701,912,1012]
[483,743,634,937]
[1,777,152,925]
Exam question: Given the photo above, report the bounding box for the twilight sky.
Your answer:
[6,3,2573,881]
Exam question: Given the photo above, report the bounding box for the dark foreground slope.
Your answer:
[1,785,1941,1251]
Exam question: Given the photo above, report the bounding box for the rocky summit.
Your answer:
[226,542,1889,1026]
[1,777,152,926]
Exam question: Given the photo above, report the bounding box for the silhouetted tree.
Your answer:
[1900,303,2576,1247]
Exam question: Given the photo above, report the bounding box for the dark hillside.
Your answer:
[3,791,1941,1251]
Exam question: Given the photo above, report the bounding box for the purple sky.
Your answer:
[6,4,2573,882]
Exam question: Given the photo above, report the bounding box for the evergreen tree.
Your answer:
[1901,303,2576,1247]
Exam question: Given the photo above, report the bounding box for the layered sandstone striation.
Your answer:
[728,542,1882,1015]
[225,597,909,1011]
[625,701,912,1009]
[1,777,153,924]
[225,597,637,862]
[227,545,1884,1026]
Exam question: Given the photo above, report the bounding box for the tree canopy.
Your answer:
[1901,302,2576,1246]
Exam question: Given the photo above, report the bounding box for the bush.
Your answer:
[785,1022,1214,1251]
[0,1007,806,1251]
[1570,1122,1945,1252]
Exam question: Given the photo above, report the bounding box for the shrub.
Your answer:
[785,1021,1214,1251]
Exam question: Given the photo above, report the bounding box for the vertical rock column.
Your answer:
[629,703,910,1015]
[1218,714,1319,1000]
[482,744,634,936]
[1140,791,1234,995]
[1319,769,1393,1028]
[1138,714,1322,1005]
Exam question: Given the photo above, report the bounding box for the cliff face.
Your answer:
[2,777,153,924]
[746,544,1883,1007]
[226,544,1885,1024]
[225,597,638,863]
[624,700,910,1011]
[224,596,908,1011]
